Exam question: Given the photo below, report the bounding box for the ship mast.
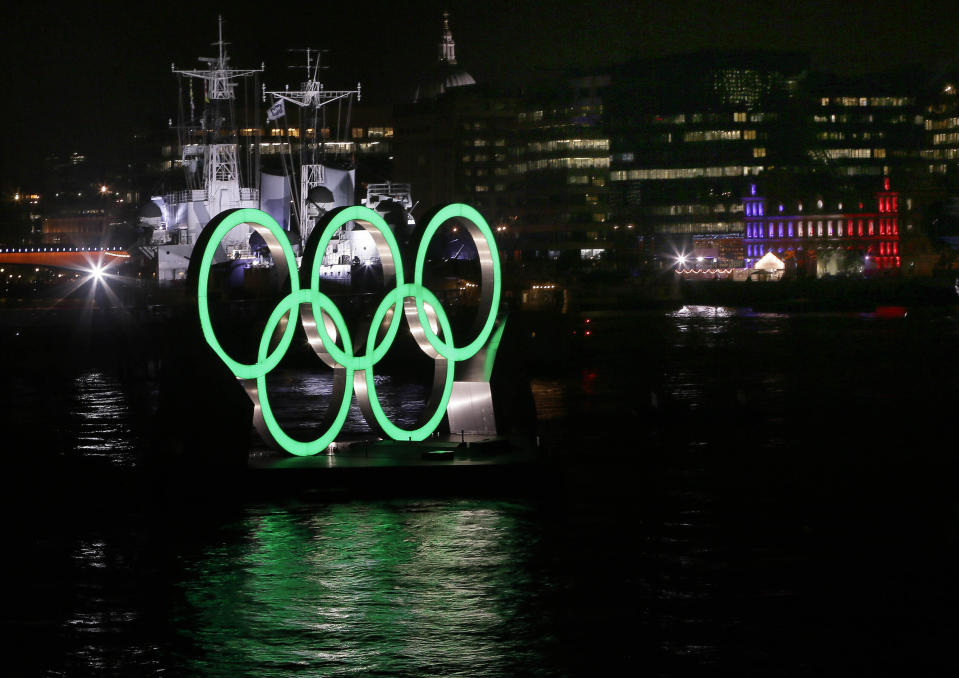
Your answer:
[171,15,263,213]
[264,50,360,246]
[174,16,263,100]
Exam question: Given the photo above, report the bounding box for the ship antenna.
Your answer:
[216,15,225,66]
[264,49,361,246]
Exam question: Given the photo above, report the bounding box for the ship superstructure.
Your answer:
[315,182,417,280]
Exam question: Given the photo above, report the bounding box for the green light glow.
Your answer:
[413,204,501,362]
[192,204,503,456]
[196,209,299,380]
[306,207,405,367]
[174,502,538,675]
[363,285,455,441]
[255,289,355,456]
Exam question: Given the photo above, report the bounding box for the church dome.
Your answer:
[413,63,476,103]
[412,12,475,103]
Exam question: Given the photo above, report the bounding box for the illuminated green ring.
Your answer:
[309,206,405,290]
[307,206,405,364]
[413,203,501,361]
[196,209,299,380]
[255,288,355,456]
[361,284,455,440]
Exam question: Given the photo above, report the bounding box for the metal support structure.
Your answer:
[299,164,326,245]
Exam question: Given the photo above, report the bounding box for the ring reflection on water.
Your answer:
[171,500,559,676]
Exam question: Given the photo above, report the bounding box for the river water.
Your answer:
[4,305,959,675]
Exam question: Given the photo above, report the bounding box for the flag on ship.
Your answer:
[267,99,286,121]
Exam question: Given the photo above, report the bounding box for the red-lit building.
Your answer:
[743,178,901,275]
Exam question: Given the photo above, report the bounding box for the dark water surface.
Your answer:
[4,306,959,675]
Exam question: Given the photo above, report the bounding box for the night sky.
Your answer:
[3,0,957,188]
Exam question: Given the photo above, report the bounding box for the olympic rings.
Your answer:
[189,204,502,456]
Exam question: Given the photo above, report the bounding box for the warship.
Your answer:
[138,17,413,284]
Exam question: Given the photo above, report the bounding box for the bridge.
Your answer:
[0,247,131,272]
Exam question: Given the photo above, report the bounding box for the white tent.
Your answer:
[753,251,785,272]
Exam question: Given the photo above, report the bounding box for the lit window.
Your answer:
[753,147,766,158]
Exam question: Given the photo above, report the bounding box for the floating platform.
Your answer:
[244,434,546,495]
[249,434,537,470]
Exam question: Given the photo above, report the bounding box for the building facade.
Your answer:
[743,178,901,275]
